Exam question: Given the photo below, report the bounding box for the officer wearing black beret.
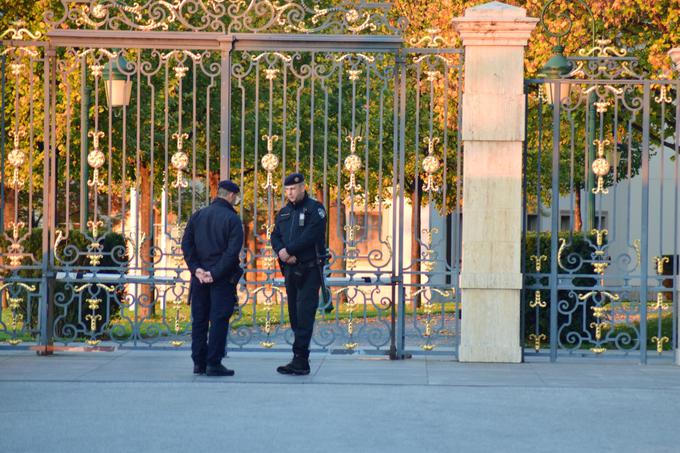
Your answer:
[271,173,327,375]
[181,179,244,376]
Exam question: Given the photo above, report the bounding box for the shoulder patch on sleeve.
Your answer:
[318,207,326,218]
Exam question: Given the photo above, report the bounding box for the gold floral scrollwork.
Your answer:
[171,132,190,189]
[169,284,186,347]
[424,70,439,82]
[591,139,611,194]
[654,256,670,275]
[557,238,567,269]
[253,286,283,348]
[261,134,280,190]
[593,100,610,113]
[87,130,106,191]
[651,336,669,354]
[593,262,609,275]
[421,228,438,272]
[347,69,362,81]
[6,221,26,267]
[578,39,627,58]
[0,282,35,345]
[530,255,547,273]
[90,64,104,78]
[530,290,547,309]
[261,224,277,270]
[335,287,359,350]
[264,68,279,80]
[592,228,610,274]
[528,333,547,352]
[345,8,360,23]
[9,63,24,77]
[344,135,363,192]
[6,297,24,345]
[414,287,450,351]
[652,293,668,311]
[408,28,446,48]
[654,85,673,104]
[86,220,104,266]
[589,320,610,341]
[344,225,361,271]
[0,21,43,41]
[421,137,441,193]
[344,8,377,33]
[587,304,612,354]
[85,297,102,345]
[8,128,27,190]
[592,228,608,247]
[174,65,188,80]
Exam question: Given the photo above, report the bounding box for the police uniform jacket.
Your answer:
[271,193,326,266]
[181,197,244,282]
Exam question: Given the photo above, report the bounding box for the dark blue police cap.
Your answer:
[284,173,304,186]
[218,179,240,194]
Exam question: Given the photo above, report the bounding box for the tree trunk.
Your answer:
[2,188,16,309]
[328,194,345,274]
[209,171,220,200]
[573,189,582,233]
[138,165,154,318]
[327,192,346,306]
[411,189,422,307]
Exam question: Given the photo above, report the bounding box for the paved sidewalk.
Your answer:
[2,349,680,452]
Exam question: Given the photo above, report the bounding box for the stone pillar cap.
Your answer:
[453,1,538,46]
[463,1,530,19]
[669,48,680,72]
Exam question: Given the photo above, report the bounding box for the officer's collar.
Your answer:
[289,192,308,209]
[212,197,237,212]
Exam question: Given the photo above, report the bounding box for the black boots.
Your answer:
[276,354,310,375]
[206,364,235,376]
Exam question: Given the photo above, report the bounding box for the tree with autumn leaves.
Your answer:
[1,0,678,241]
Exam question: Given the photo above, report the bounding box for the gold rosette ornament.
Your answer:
[87,131,106,191]
[261,134,280,190]
[344,134,362,192]
[422,137,441,192]
[591,139,611,194]
[171,132,189,188]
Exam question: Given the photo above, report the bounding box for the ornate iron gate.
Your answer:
[523,43,679,362]
[0,1,462,357]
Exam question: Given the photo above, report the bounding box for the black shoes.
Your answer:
[193,364,206,375]
[206,364,235,376]
[276,355,310,375]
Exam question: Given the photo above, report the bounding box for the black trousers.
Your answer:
[284,265,321,358]
[190,277,237,367]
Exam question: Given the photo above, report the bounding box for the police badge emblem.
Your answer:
[318,208,326,218]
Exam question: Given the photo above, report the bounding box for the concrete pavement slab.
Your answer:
[2,350,680,452]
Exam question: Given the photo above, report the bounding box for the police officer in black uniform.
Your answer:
[271,173,327,375]
[181,180,244,377]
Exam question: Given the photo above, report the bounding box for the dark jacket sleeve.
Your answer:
[286,205,326,256]
[208,214,244,282]
[270,213,285,254]
[181,213,201,275]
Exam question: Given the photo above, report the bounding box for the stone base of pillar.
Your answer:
[458,289,522,363]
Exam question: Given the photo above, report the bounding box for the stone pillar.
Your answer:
[669,48,680,71]
[453,2,538,362]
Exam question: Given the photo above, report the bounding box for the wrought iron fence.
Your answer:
[0,1,462,357]
[524,41,679,362]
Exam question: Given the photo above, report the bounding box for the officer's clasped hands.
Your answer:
[195,268,214,284]
[277,248,297,264]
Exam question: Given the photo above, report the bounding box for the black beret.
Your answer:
[218,179,240,193]
[284,173,304,186]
